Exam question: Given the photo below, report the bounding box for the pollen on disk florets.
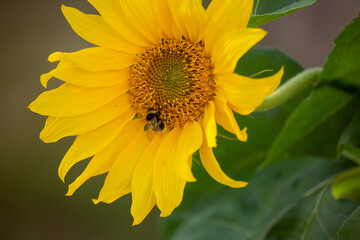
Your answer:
[129,38,215,129]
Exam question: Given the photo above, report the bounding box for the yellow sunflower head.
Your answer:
[29,0,284,225]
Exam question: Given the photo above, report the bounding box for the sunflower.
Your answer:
[29,0,283,225]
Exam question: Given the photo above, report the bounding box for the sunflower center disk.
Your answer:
[130,39,214,129]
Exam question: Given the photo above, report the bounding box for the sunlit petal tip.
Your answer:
[66,179,84,196]
[176,163,197,182]
[231,181,248,188]
[209,138,217,148]
[39,130,51,143]
[160,211,171,218]
[186,175,197,182]
[131,190,157,225]
[61,4,70,15]
[238,127,248,142]
[199,144,248,188]
[274,66,285,88]
[257,28,268,37]
[40,72,52,88]
[131,219,140,226]
[48,52,63,62]
[92,199,100,204]
[65,189,73,197]
[267,66,285,89]
[58,171,66,183]
[28,100,43,115]
[130,196,156,226]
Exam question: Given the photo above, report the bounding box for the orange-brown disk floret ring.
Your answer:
[129,39,215,129]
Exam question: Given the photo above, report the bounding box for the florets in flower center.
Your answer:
[130,39,214,129]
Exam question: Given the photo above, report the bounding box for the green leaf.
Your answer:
[339,109,360,164]
[266,186,358,240]
[332,167,360,201]
[162,157,358,240]
[337,206,360,240]
[319,14,360,89]
[249,0,317,28]
[261,86,358,169]
[235,47,303,80]
[341,109,360,148]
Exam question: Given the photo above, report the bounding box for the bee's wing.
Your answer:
[152,123,162,132]
[146,129,157,141]
[146,119,162,132]
[144,123,151,131]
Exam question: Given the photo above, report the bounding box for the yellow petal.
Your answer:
[119,0,162,44]
[202,101,217,148]
[58,110,135,182]
[217,67,284,115]
[93,126,150,205]
[40,61,130,88]
[212,28,267,74]
[131,135,163,225]
[88,0,151,47]
[66,119,144,196]
[199,142,248,188]
[204,0,253,56]
[40,94,132,143]
[28,83,128,117]
[167,0,188,40]
[153,130,186,217]
[153,0,181,39]
[207,0,252,31]
[213,96,248,142]
[48,47,136,72]
[173,121,203,181]
[61,5,142,54]
[178,0,207,42]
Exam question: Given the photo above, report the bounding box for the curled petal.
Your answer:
[48,47,135,72]
[217,67,284,115]
[214,96,248,142]
[61,5,141,54]
[40,94,132,143]
[212,28,267,74]
[199,142,248,188]
[66,119,144,196]
[58,110,135,182]
[131,135,163,225]
[153,0,181,39]
[153,130,186,217]
[178,0,207,42]
[40,61,130,88]
[119,0,162,44]
[29,83,128,117]
[205,0,254,56]
[93,130,149,205]
[88,0,150,47]
[173,121,203,182]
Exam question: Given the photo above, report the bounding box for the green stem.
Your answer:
[342,144,360,165]
[256,67,322,111]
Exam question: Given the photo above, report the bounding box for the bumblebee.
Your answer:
[144,108,166,132]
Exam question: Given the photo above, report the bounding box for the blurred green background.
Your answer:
[1,0,360,239]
